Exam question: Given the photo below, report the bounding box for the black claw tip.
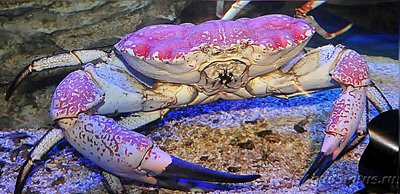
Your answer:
[14,159,35,194]
[6,64,33,101]
[156,177,233,192]
[315,154,334,177]
[298,173,311,186]
[159,156,260,184]
[299,152,334,185]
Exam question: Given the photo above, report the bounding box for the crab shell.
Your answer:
[115,14,315,84]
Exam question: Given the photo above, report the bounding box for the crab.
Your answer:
[6,1,393,193]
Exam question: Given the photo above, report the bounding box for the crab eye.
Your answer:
[239,40,249,49]
[226,46,237,53]
[199,44,211,53]
[211,47,221,55]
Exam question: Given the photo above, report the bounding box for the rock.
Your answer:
[293,116,312,133]
[227,166,241,173]
[294,125,306,133]
[199,155,209,161]
[238,139,255,150]
[0,0,187,129]
[255,129,273,137]
[51,176,66,187]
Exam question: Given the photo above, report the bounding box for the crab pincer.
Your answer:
[299,50,370,185]
[63,114,259,192]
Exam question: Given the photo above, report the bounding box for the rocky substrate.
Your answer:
[0,55,398,193]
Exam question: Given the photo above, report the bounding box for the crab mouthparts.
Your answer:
[199,60,248,94]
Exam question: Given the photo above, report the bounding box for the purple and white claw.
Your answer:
[64,113,259,190]
[50,70,105,120]
[300,50,369,185]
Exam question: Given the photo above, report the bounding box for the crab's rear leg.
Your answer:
[6,50,108,100]
[218,0,251,20]
[14,128,64,194]
[295,0,352,39]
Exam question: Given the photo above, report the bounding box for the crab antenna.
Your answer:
[295,0,353,39]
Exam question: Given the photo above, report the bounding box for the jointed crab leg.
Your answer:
[220,0,251,20]
[5,50,107,100]
[295,0,326,16]
[299,85,367,184]
[216,0,226,18]
[299,83,393,184]
[15,128,64,194]
[297,45,394,184]
[366,83,393,112]
[294,1,352,39]
[218,0,352,39]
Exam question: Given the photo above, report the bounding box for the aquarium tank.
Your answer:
[0,1,398,193]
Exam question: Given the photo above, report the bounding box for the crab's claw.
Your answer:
[62,113,259,192]
[298,47,373,185]
[149,149,260,191]
[300,86,367,184]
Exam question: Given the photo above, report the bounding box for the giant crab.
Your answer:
[6,1,393,193]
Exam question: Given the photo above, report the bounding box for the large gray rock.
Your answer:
[0,0,187,128]
[0,0,186,81]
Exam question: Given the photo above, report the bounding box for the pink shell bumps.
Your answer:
[115,14,315,62]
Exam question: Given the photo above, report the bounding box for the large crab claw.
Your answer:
[298,49,393,185]
[299,86,366,184]
[62,113,259,192]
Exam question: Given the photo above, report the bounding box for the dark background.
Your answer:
[179,1,399,59]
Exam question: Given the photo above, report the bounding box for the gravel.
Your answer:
[0,55,398,193]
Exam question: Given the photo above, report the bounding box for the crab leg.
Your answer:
[366,83,393,113]
[14,128,64,194]
[45,64,259,191]
[295,0,326,15]
[298,48,373,184]
[295,1,352,39]
[299,85,367,184]
[216,0,226,18]
[6,50,108,100]
[14,127,127,194]
[221,0,251,20]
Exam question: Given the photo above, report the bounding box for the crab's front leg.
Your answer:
[54,66,259,191]
[60,113,259,191]
[300,85,366,182]
[15,61,259,193]
[247,44,388,184]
